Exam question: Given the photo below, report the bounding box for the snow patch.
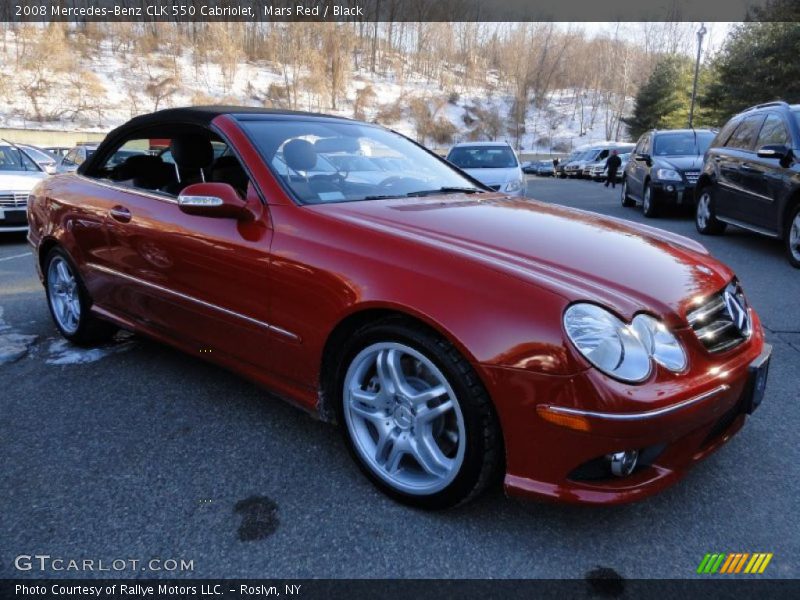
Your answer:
[45,333,136,365]
[0,333,38,364]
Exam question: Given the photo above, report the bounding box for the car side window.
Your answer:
[714,119,740,148]
[726,115,764,151]
[755,114,790,148]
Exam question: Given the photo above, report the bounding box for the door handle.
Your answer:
[741,163,759,172]
[109,206,131,223]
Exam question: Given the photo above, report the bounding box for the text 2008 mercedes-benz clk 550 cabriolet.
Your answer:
[27,107,771,508]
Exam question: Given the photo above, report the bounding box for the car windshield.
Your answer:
[447,146,518,169]
[653,132,715,156]
[20,146,55,164]
[241,120,483,205]
[0,144,41,171]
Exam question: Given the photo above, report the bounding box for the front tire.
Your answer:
[784,203,800,268]
[44,247,117,345]
[642,182,659,218]
[335,318,502,509]
[695,187,727,235]
[620,179,635,207]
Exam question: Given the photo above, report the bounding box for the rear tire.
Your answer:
[334,317,502,509]
[784,203,800,268]
[620,179,635,207]
[695,187,727,235]
[44,247,117,345]
[642,182,659,218]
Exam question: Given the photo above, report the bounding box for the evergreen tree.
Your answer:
[623,56,693,139]
[703,22,800,123]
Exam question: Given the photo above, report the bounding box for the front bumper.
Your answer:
[650,180,696,205]
[483,320,767,505]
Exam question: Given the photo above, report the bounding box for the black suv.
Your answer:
[621,128,716,217]
[695,101,800,268]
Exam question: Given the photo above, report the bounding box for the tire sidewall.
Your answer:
[785,204,800,268]
[333,320,493,509]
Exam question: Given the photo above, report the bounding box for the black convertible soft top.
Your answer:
[79,105,351,175]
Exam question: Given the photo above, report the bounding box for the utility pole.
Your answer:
[689,23,707,129]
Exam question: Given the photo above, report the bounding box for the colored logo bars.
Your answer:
[697,553,773,574]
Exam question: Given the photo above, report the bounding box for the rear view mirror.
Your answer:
[634,153,652,164]
[757,144,791,161]
[178,183,254,221]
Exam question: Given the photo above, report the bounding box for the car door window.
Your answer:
[755,114,790,148]
[726,115,764,151]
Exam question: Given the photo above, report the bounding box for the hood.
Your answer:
[654,155,704,172]
[312,195,733,326]
[461,167,521,187]
[0,172,47,191]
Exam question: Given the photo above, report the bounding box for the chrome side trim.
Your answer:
[86,262,300,342]
[716,215,780,238]
[542,384,730,421]
[75,174,179,205]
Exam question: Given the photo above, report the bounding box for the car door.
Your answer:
[714,114,764,221]
[96,141,279,371]
[741,113,792,231]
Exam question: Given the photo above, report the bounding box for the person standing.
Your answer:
[604,149,621,188]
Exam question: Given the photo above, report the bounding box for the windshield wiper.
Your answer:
[405,186,485,197]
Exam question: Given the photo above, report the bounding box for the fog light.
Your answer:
[607,450,639,477]
[666,185,675,192]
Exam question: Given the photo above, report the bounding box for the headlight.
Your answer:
[506,179,523,192]
[631,314,687,372]
[563,304,651,382]
[655,168,682,181]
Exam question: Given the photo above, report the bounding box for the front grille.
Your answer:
[687,281,751,353]
[0,192,28,208]
[684,170,700,184]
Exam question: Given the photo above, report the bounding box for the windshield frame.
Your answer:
[236,117,491,206]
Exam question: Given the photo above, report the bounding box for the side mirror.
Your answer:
[634,153,652,164]
[757,144,791,161]
[178,183,254,220]
[44,165,56,175]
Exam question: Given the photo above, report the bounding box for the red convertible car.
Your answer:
[27,107,771,508]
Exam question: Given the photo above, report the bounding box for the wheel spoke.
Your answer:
[56,260,70,284]
[383,438,406,474]
[410,432,451,477]
[416,399,454,423]
[376,348,412,396]
[349,398,388,425]
[408,384,447,407]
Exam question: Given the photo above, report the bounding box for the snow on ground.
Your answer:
[0,29,630,152]
[45,332,136,366]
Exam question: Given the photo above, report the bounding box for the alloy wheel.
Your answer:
[342,342,466,495]
[790,212,800,262]
[697,192,711,230]
[47,256,81,335]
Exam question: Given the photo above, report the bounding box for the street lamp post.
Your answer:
[689,23,707,129]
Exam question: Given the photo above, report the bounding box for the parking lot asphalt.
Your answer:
[1,178,798,580]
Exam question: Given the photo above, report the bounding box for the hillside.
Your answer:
[0,23,653,152]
